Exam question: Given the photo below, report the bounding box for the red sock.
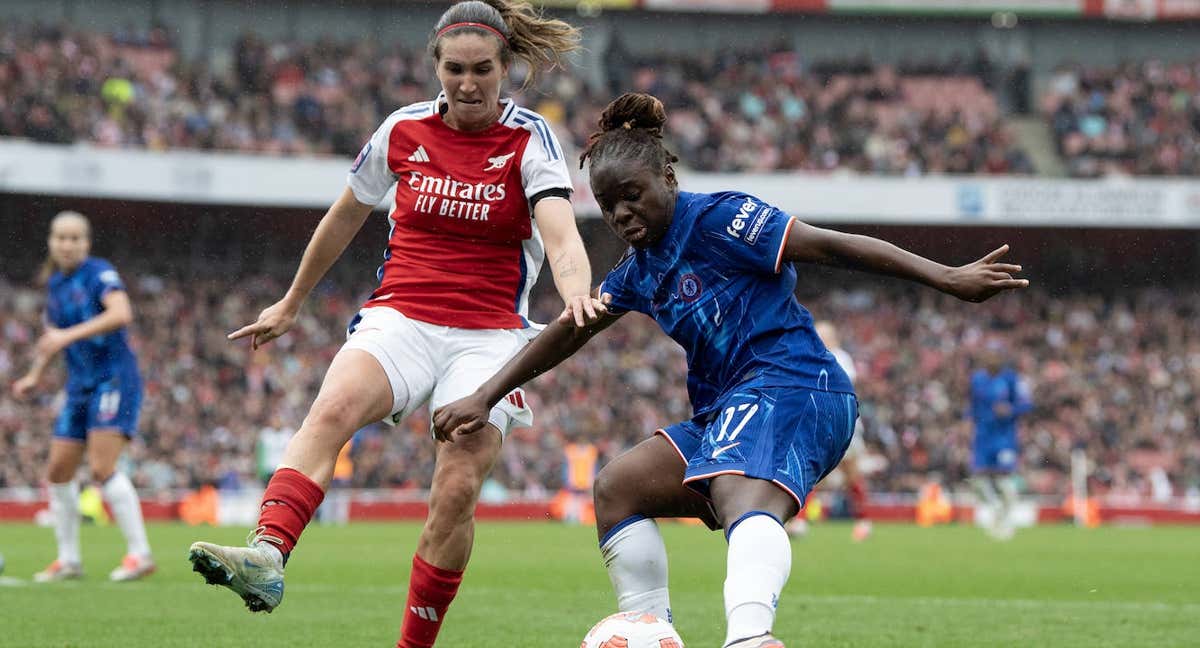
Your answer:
[396,554,464,648]
[849,478,868,520]
[256,468,324,558]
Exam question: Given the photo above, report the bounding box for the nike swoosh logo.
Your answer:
[243,558,261,569]
[712,442,740,458]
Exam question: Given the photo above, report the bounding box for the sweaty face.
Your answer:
[48,217,90,271]
[590,160,676,249]
[435,33,507,132]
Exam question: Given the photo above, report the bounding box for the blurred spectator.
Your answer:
[0,21,1032,176]
[2,270,1197,501]
[1043,60,1200,177]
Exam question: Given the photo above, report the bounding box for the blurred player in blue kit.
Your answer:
[969,338,1032,540]
[11,211,155,582]
[433,93,1028,648]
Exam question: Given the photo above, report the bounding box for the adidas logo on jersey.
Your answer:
[408,145,430,163]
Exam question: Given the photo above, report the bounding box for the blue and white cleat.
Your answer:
[188,537,285,613]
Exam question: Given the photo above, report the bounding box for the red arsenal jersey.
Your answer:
[347,96,573,329]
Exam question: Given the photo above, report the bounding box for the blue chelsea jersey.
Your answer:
[45,257,137,391]
[600,191,854,416]
[970,368,1032,442]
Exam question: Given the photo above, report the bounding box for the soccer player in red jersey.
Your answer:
[187,3,595,646]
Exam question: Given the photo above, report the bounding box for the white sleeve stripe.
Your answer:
[774,216,796,274]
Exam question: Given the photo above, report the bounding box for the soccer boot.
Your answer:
[725,633,785,648]
[110,553,157,581]
[33,559,84,582]
[851,519,873,542]
[188,536,285,613]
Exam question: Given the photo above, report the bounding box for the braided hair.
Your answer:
[579,93,678,185]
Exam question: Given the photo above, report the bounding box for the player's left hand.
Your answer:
[943,245,1029,303]
[11,374,39,400]
[431,392,491,442]
[558,294,607,328]
[35,327,71,357]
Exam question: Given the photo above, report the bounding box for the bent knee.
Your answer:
[592,465,639,522]
[430,470,484,512]
[304,393,374,438]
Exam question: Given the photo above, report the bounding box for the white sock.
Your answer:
[724,513,790,647]
[49,481,81,565]
[599,516,673,624]
[971,476,1000,507]
[971,476,1001,524]
[996,475,1019,510]
[101,472,152,558]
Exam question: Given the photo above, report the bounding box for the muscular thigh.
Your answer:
[340,307,437,423]
[309,348,396,430]
[596,435,717,532]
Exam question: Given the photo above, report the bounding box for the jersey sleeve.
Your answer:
[519,118,572,200]
[89,260,126,299]
[597,253,642,316]
[697,194,796,274]
[1011,373,1033,416]
[346,119,397,206]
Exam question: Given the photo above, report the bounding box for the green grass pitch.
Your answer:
[0,521,1197,647]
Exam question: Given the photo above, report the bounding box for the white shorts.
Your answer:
[341,307,536,437]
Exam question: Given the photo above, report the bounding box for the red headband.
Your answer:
[436,22,509,46]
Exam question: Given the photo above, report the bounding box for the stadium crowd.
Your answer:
[2,272,1197,503]
[0,21,1037,175]
[1044,59,1200,177]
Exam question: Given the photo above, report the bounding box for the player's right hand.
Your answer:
[11,374,38,400]
[228,299,299,350]
[431,392,491,442]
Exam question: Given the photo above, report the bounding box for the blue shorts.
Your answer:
[54,372,143,442]
[973,441,1018,473]
[659,384,857,509]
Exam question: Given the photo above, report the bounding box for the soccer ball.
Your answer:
[581,611,684,648]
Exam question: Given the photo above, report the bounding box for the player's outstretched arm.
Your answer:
[229,188,375,349]
[432,300,621,441]
[782,221,1029,302]
[536,198,604,327]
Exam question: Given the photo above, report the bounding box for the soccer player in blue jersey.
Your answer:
[11,211,155,582]
[969,338,1033,540]
[432,94,1027,648]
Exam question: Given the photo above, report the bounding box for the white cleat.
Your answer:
[188,540,285,613]
[33,559,84,583]
[110,554,156,581]
[725,633,785,648]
